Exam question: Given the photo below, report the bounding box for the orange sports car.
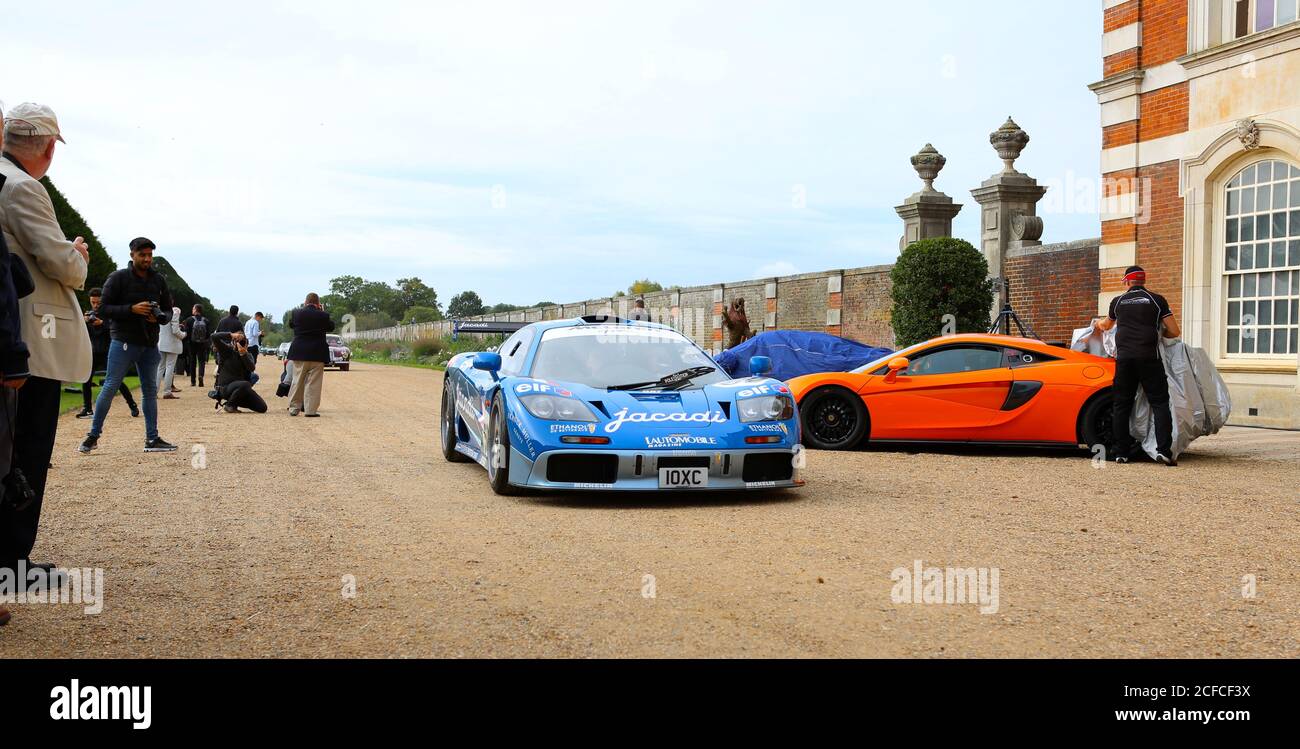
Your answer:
[786,333,1116,450]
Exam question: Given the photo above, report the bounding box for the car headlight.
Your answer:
[519,394,598,422]
[738,395,794,422]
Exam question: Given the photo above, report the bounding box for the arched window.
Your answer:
[1223,159,1300,357]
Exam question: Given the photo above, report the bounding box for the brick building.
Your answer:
[1089,0,1300,428]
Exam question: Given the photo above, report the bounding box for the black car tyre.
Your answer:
[800,386,869,450]
[441,380,471,462]
[487,393,522,495]
[1079,391,1114,453]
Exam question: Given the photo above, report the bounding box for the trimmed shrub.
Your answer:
[890,237,994,348]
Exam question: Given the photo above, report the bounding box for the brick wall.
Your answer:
[841,267,894,348]
[1138,82,1189,140]
[354,248,1100,353]
[1139,0,1188,67]
[1005,240,1102,343]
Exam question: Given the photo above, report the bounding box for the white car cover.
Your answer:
[1070,326,1232,459]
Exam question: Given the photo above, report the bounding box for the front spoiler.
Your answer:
[510,447,804,491]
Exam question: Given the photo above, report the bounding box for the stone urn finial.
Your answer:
[990,117,1030,174]
[910,143,947,193]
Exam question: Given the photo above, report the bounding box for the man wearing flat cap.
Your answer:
[0,102,91,585]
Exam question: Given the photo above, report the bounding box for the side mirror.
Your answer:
[883,356,909,384]
[749,355,772,376]
[472,352,502,376]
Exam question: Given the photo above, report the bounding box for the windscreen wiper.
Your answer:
[607,366,716,391]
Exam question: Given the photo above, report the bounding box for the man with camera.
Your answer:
[0,102,35,626]
[76,287,139,419]
[211,330,266,413]
[286,293,334,417]
[0,102,91,601]
[78,237,179,454]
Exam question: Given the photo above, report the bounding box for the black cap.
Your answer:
[1125,265,1144,276]
[129,237,156,252]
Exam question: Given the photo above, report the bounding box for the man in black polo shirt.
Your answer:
[1093,265,1182,466]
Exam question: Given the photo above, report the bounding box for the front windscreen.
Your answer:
[850,340,929,374]
[530,326,728,390]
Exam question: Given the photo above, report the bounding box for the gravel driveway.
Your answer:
[1,362,1296,657]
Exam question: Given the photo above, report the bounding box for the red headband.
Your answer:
[1124,270,1146,283]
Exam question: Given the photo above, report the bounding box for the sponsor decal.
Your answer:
[745,481,778,489]
[737,384,782,398]
[644,434,719,448]
[549,423,598,434]
[572,482,614,489]
[604,408,727,433]
[515,381,573,397]
[715,377,768,388]
[747,423,788,434]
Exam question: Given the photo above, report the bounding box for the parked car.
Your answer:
[786,333,1116,450]
[326,334,351,371]
[440,316,804,495]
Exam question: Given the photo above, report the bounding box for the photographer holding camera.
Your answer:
[78,237,179,454]
[210,330,266,413]
[75,287,139,419]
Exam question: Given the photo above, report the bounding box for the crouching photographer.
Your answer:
[210,330,266,413]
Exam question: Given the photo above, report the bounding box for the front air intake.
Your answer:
[546,454,618,484]
[741,453,794,483]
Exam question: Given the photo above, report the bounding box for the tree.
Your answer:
[628,279,663,295]
[41,177,117,308]
[329,275,366,302]
[396,277,440,314]
[889,238,994,348]
[151,256,217,328]
[447,290,486,319]
[405,305,442,323]
[352,280,404,319]
[487,302,523,313]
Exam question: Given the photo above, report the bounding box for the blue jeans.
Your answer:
[89,340,161,442]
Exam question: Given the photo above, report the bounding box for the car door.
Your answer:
[982,345,1101,444]
[861,343,1013,441]
[460,329,536,452]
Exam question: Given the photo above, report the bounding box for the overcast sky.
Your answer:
[4,0,1101,319]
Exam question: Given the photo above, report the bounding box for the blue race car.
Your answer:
[440,316,804,494]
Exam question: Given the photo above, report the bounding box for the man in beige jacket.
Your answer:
[0,102,90,580]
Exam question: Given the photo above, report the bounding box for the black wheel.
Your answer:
[339,363,350,371]
[487,394,522,495]
[800,386,869,450]
[1079,392,1114,451]
[440,380,471,462]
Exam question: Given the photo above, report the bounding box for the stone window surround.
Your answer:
[1187,0,1300,59]
[1181,118,1300,380]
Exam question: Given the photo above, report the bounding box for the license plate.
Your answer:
[658,467,708,489]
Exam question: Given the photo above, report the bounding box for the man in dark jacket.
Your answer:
[211,330,266,413]
[75,287,138,419]
[78,238,178,454]
[181,304,211,387]
[286,292,335,417]
[216,305,242,334]
[0,221,32,628]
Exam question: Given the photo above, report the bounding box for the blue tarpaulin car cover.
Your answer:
[714,331,892,382]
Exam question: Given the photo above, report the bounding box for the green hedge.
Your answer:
[890,237,994,348]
